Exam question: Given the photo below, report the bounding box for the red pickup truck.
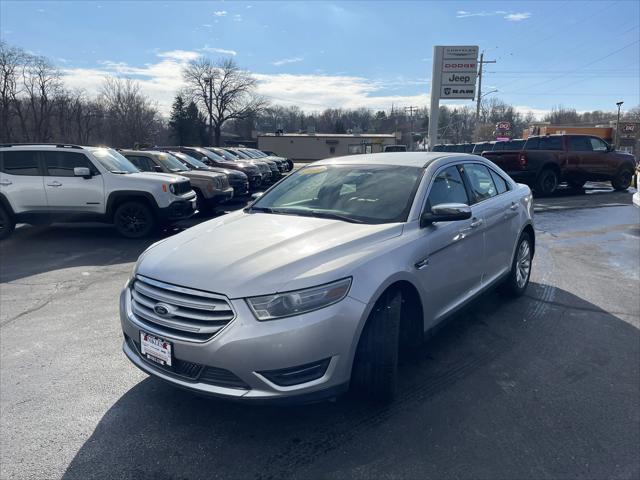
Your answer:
[482,134,637,195]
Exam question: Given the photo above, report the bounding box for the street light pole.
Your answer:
[204,77,213,146]
[615,101,624,149]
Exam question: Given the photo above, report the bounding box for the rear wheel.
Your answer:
[501,232,533,297]
[114,201,155,238]
[194,189,211,215]
[0,206,15,240]
[612,168,633,191]
[535,168,558,196]
[351,289,402,403]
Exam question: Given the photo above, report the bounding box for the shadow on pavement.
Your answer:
[0,199,250,283]
[62,283,640,480]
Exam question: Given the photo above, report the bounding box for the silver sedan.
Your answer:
[120,152,535,403]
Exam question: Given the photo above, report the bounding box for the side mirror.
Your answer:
[607,144,615,152]
[74,167,92,179]
[201,156,212,165]
[153,165,163,172]
[251,192,264,201]
[420,203,472,227]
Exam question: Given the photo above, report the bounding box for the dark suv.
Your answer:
[165,146,263,190]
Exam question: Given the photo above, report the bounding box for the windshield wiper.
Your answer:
[246,206,275,213]
[110,170,130,174]
[306,210,364,223]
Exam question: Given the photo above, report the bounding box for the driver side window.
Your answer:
[589,137,608,152]
[425,165,469,211]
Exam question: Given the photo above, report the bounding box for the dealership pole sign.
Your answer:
[428,45,479,150]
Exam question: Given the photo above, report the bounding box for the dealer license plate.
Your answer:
[140,331,172,367]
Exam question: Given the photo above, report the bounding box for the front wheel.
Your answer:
[351,289,402,403]
[535,168,558,196]
[612,168,633,191]
[0,206,15,240]
[114,201,155,238]
[500,232,533,297]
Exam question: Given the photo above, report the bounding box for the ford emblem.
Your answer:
[154,303,171,316]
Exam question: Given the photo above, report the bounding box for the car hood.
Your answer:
[128,172,189,183]
[180,170,224,181]
[137,211,403,298]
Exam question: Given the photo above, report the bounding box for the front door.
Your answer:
[414,164,484,327]
[42,151,105,215]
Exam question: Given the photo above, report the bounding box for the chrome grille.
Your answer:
[130,275,235,342]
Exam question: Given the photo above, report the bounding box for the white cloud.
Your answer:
[514,105,550,120]
[233,14,243,22]
[201,24,213,28]
[456,10,531,21]
[60,51,433,115]
[213,10,227,17]
[272,57,303,66]
[200,46,237,56]
[505,12,531,21]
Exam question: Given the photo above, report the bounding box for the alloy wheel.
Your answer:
[516,240,531,289]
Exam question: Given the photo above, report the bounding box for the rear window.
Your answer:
[0,151,40,176]
[526,136,563,151]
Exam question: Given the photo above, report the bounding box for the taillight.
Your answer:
[518,152,528,168]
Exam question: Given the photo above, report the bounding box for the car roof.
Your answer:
[314,152,473,168]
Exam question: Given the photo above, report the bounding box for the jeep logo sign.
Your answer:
[443,73,477,85]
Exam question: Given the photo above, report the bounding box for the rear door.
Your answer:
[586,137,611,176]
[43,151,105,215]
[462,163,514,284]
[0,150,48,214]
[415,164,483,326]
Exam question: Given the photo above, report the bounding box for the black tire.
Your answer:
[612,168,633,191]
[500,232,533,298]
[351,289,402,403]
[194,189,211,215]
[0,206,15,240]
[113,201,155,238]
[535,168,559,196]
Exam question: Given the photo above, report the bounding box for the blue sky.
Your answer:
[1,0,639,117]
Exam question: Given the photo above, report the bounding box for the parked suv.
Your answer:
[121,152,534,403]
[219,148,275,183]
[120,150,233,213]
[483,134,637,195]
[160,150,250,197]
[165,146,262,191]
[0,144,196,239]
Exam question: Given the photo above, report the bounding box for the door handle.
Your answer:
[509,202,519,211]
[0,180,12,186]
[470,218,484,228]
[47,181,63,187]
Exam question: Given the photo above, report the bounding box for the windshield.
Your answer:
[250,149,268,157]
[90,148,139,174]
[240,149,260,158]
[250,164,423,224]
[230,149,251,159]
[171,152,209,170]
[193,148,230,163]
[156,152,189,172]
[207,148,236,162]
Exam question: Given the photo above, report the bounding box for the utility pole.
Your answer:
[615,101,624,149]
[204,77,213,145]
[476,52,496,120]
[405,106,419,151]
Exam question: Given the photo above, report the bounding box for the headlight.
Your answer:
[169,183,176,194]
[246,278,352,321]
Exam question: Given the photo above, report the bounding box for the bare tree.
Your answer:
[0,41,24,142]
[99,77,160,147]
[183,57,266,146]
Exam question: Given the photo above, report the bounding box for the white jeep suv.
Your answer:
[121,152,535,403]
[0,144,197,239]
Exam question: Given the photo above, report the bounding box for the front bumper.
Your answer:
[120,287,366,402]
[207,187,234,205]
[156,195,197,222]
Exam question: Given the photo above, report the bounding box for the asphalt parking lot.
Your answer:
[1,184,639,480]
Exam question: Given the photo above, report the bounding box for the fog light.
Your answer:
[259,358,331,386]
